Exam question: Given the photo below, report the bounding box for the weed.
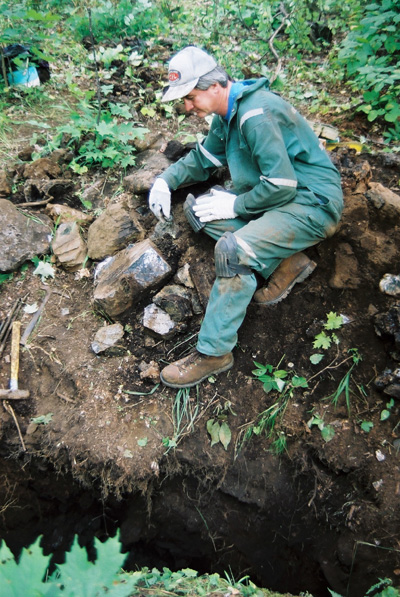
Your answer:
[236,358,307,455]
[380,398,395,421]
[307,412,335,443]
[324,348,362,414]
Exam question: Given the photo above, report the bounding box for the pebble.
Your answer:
[379,273,400,296]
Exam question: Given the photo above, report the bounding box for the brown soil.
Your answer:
[1,57,400,597]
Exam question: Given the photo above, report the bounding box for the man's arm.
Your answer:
[233,106,298,218]
[159,121,227,191]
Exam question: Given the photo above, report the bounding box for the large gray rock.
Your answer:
[366,182,400,221]
[122,152,171,194]
[87,201,144,260]
[0,199,52,272]
[52,221,87,271]
[94,239,172,317]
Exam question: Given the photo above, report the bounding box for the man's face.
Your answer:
[182,85,218,118]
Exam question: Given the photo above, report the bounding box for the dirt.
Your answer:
[1,56,400,597]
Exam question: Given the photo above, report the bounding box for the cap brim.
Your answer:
[162,78,199,102]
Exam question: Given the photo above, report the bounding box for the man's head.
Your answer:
[162,46,229,103]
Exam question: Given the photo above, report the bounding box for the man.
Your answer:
[148,46,343,389]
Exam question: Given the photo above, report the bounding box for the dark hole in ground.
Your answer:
[1,456,397,597]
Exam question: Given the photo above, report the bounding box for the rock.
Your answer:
[189,259,216,309]
[366,182,400,221]
[81,179,105,209]
[94,239,172,317]
[163,140,187,161]
[329,243,361,289]
[153,284,193,322]
[45,204,94,225]
[142,303,178,339]
[122,152,171,194]
[91,323,125,354]
[379,273,400,297]
[17,145,34,162]
[87,202,144,260]
[23,179,75,203]
[51,222,88,271]
[0,199,52,271]
[0,172,12,198]
[132,131,165,153]
[139,360,160,382]
[174,263,194,288]
[384,384,400,399]
[23,157,62,179]
[374,303,400,350]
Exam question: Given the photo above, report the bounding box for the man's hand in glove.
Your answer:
[149,178,172,221]
[193,188,237,222]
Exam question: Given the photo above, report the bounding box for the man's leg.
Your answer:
[160,192,339,387]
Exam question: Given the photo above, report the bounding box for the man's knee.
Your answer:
[214,232,252,277]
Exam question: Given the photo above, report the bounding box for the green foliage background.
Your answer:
[0,0,399,146]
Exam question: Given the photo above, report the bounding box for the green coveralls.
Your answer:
[160,78,343,356]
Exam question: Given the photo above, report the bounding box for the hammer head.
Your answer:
[0,389,30,400]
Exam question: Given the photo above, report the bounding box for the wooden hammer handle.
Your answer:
[10,321,21,391]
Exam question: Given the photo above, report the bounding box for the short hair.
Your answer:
[196,66,230,89]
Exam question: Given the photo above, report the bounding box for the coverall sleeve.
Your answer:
[233,106,298,218]
[160,122,227,191]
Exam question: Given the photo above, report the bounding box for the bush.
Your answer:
[338,0,400,141]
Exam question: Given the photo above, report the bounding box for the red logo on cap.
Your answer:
[169,70,181,82]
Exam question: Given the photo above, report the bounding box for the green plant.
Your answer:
[337,0,400,142]
[381,398,395,421]
[236,358,307,454]
[206,399,236,450]
[42,101,148,171]
[324,348,362,413]
[360,420,373,433]
[31,413,53,425]
[307,412,335,443]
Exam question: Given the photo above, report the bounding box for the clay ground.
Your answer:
[0,64,400,596]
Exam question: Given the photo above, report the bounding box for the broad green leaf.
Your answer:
[137,437,148,447]
[324,312,344,330]
[310,353,324,364]
[207,419,220,446]
[380,409,390,421]
[361,421,373,433]
[313,332,331,350]
[0,537,50,597]
[219,422,231,450]
[321,425,335,442]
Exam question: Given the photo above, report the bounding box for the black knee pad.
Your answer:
[183,193,206,233]
[215,232,252,277]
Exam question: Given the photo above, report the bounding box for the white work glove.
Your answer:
[193,188,238,222]
[148,178,172,221]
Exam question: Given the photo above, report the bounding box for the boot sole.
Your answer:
[255,261,317,305]
[160,358,234,389]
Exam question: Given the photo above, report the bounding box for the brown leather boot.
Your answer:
[160,350,234,388]
[253,252,316,305]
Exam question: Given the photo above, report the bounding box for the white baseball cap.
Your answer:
[162,46,217,102]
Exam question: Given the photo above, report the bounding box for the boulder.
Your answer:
[51,222,87,271]
[0,199,52,272]
[87,202,144,260]
[94,239,171,317]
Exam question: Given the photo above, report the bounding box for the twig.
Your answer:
[15,197,55,208]
[267,3,290,83]
[3,401,26,452]
[0,44,9,91]
[87,8,102,125]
